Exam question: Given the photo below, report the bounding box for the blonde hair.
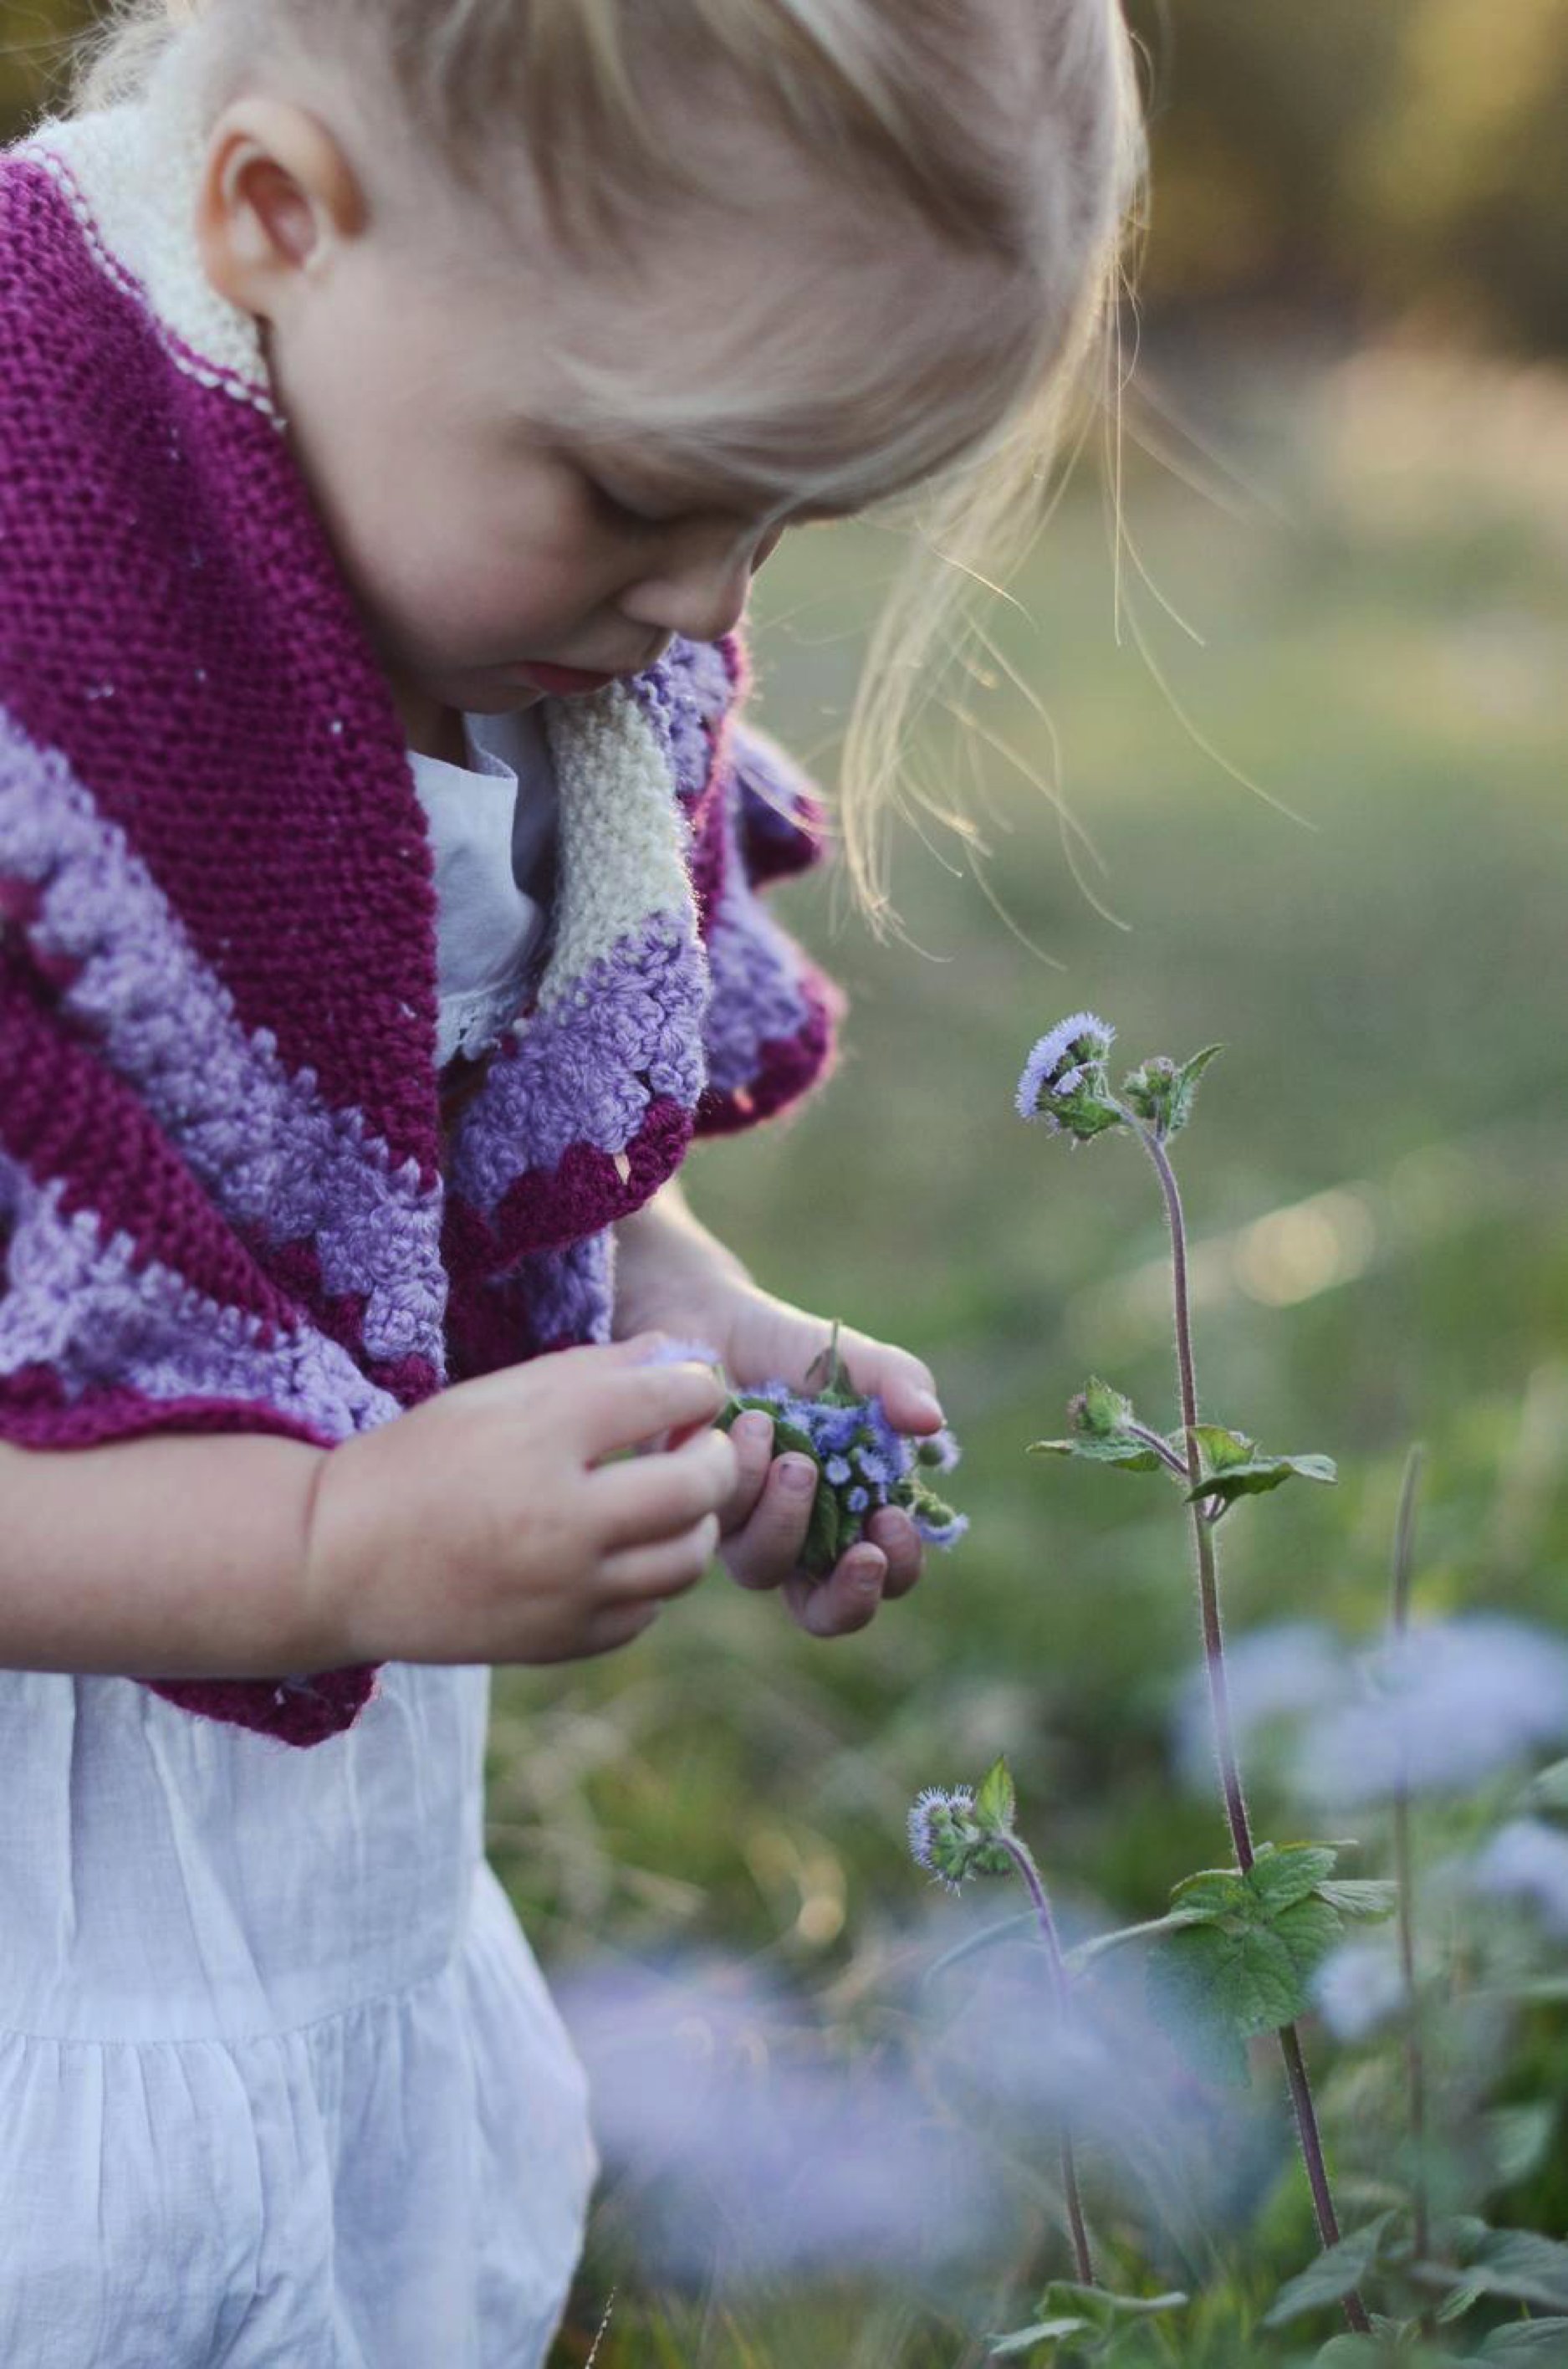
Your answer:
[74,0,1143,930]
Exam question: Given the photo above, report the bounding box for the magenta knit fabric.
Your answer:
[0,152,841,1747]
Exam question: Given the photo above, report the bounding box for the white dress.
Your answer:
[0,710,595,2366]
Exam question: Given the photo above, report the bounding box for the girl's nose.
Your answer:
[621,522,786,645]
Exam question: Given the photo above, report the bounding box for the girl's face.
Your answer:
[207,93,1039,731]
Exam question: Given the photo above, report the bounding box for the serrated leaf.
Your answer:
[1080,1376,1140,1436]
[1262,2213,1397,2326]
[1273,1895,1346,1993]
[1028,1435,1164,1472]
[1184,1450,1339,1506]
[1474,2321,1568,2362]
[1165,1918,1307,2039]
[975,1755,1017,1834]
[1169,1865,1250,1919]
[1247,1841,1341,1913]
[1315,1879,1397,1921]
[1188,1424,1257,1472]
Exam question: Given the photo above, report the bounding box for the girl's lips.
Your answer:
[514,661,621,695]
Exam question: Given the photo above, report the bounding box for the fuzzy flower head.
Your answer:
[1014,1013,1123,1143]
[718,1364,968,1578]
[906,1786,1015,1892]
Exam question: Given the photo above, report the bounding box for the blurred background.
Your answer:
[7,3,1568,2360]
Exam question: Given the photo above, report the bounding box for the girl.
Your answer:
[0,0,1139,2360]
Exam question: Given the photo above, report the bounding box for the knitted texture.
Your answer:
[0,68,840,1747]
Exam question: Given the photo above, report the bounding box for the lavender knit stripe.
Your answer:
[519,1236,615,1352]
[0,1157,397,1440]
[449,915,708,1216]
[629,640,733,807]
[0,711,447,1368]
[702,892,815,1096]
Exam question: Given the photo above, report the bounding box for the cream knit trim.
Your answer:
[537,685,700,1016]
[19,43,276,419]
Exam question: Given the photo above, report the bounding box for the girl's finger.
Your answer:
[717,1410,774,1538]
[783,1544,886,1638]
[721,1451,818,1590]
[600,1513,721,1600]
[865,1506,923,1599]
[579,1358,728,1461]
[589,1430,737,1547]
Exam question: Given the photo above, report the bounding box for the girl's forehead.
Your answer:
[494,219,1040,515]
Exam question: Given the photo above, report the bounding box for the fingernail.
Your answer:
[850,1553,886,1593]
[780,1456,817,1494]
[910,1390,945,1425]
[733,1412,773,1449]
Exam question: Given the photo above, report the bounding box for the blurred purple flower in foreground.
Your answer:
[1312,1938,1406,2042]
[554,1954,993,2283]
[1470,1817,1568,1935]
[1295,1617,1568,1807]
[1175,1616,1568,1809]
[554,1910,1263,2287]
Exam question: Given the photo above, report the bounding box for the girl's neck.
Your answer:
[391,679,468,766]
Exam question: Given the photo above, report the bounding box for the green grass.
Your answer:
[501,346,1568,2365]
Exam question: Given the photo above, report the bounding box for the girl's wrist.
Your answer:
[613,1183,753,1343]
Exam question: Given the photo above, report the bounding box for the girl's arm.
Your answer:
[0,1430,333,1677]
[0,1340,736,1679]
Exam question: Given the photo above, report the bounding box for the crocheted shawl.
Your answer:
[0,62,842,1747]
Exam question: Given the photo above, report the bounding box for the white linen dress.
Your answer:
[0,709,597,2366]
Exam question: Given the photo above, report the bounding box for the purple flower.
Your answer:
[855,1446,892,1486]
[825,1456,852,1486]
[1014,1012,1116,1123]
[914,1508,969,1549]
[1312,1939,1405,2041]
[846,1486,871,1514]
[907,1786,980,1892]
[1470,1819,1568,1935]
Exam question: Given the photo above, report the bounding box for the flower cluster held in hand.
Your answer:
[641,1333,967,1579]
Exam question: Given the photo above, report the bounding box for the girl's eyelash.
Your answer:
[585,475,666,530]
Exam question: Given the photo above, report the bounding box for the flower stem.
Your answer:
[1123,1111,1369,2334]
[1390,1445,1434,2310]
[1001,1834,1096,2289]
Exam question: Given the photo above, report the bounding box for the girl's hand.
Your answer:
[711,1292,944,1640]
[300,1336,738,1667]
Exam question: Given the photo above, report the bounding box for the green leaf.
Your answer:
[1484,2101,1557,2187]
[1520,1756,1568,1814]
[1458,2229,1568,2310]
[1028,1435,1164,1473]
[974,1755,1018,1834]
[1474,2322,1568,2362]
[1262,2213,1397,2326]
[1315,1878,1398,1921]
[1040,2286,1186,2324]
[1187,1424,1257,1471]
[1247,1841,1341,1912]
[1168,1865,1250,1919]
[801,1480,841,1577]
[1311,2343,1393,2367]
[1183,1441,1339,1506]
[986,2320,1090,2358]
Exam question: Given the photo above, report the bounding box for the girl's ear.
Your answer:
[195,96,367,320]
